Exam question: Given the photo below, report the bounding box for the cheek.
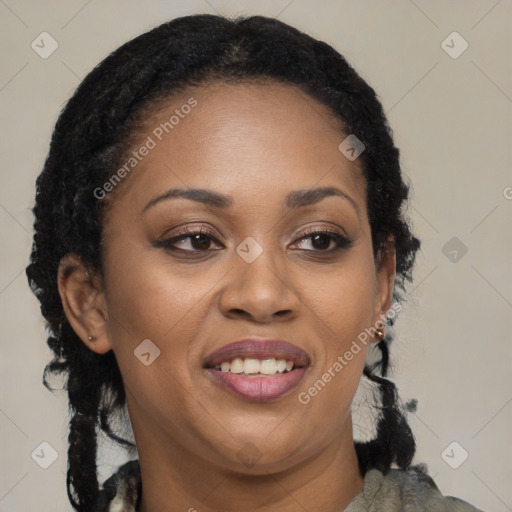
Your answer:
[296,250,376,399]
[296,265,372,431]
[301,254,376,338]
[104,248,210,335]
[101,251,218,424]
[101,244,222,386]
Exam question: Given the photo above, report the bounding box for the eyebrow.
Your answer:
[141,186,359,215]
[286,187,359,214]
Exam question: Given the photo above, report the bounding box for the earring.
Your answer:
[88,335,95,341]
[376,329,385,340]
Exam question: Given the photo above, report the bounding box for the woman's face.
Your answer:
[94,82,394,473]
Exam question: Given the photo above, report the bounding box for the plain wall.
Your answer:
[1,1,510,511]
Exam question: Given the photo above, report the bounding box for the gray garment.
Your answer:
[92,459,483,511]
[345,465,483,511]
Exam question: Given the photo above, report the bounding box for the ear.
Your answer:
[57,254,112,354]
[371,236,396,339]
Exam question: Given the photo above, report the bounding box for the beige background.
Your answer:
[1,1,511,511]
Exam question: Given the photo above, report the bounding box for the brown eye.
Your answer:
[291,229,355,252]
[310,233,333,250]
[155,227,224,253]
[189,233,213,250]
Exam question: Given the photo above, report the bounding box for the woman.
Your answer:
[26,14,483,512]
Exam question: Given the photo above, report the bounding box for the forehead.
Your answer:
[105,81,367,218]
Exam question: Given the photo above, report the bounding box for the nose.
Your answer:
[218,250,301,324]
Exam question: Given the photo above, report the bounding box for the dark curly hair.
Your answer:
[26,13,421,512]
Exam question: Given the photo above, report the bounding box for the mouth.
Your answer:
[203,339,310,402]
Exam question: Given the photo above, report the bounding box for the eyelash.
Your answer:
[155,226,355,255]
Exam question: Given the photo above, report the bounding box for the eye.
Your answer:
[290,228,355,252]
[155,227,224,252]
[154,226,354,255]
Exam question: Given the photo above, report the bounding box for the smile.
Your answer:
[204,338,310,402]
[213,357,295,375]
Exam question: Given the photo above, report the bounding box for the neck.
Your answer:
[134,416,364,512]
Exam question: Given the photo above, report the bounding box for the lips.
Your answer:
[204,339,309,368]
[203,338,310,402]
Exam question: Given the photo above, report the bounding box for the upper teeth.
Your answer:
[215,358,294,375]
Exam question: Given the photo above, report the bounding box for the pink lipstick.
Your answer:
[204,338,310,402]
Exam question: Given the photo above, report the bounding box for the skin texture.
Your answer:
[58,82,396,512]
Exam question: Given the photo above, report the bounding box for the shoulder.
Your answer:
[344,463,484,511]
[91,459,141,512]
